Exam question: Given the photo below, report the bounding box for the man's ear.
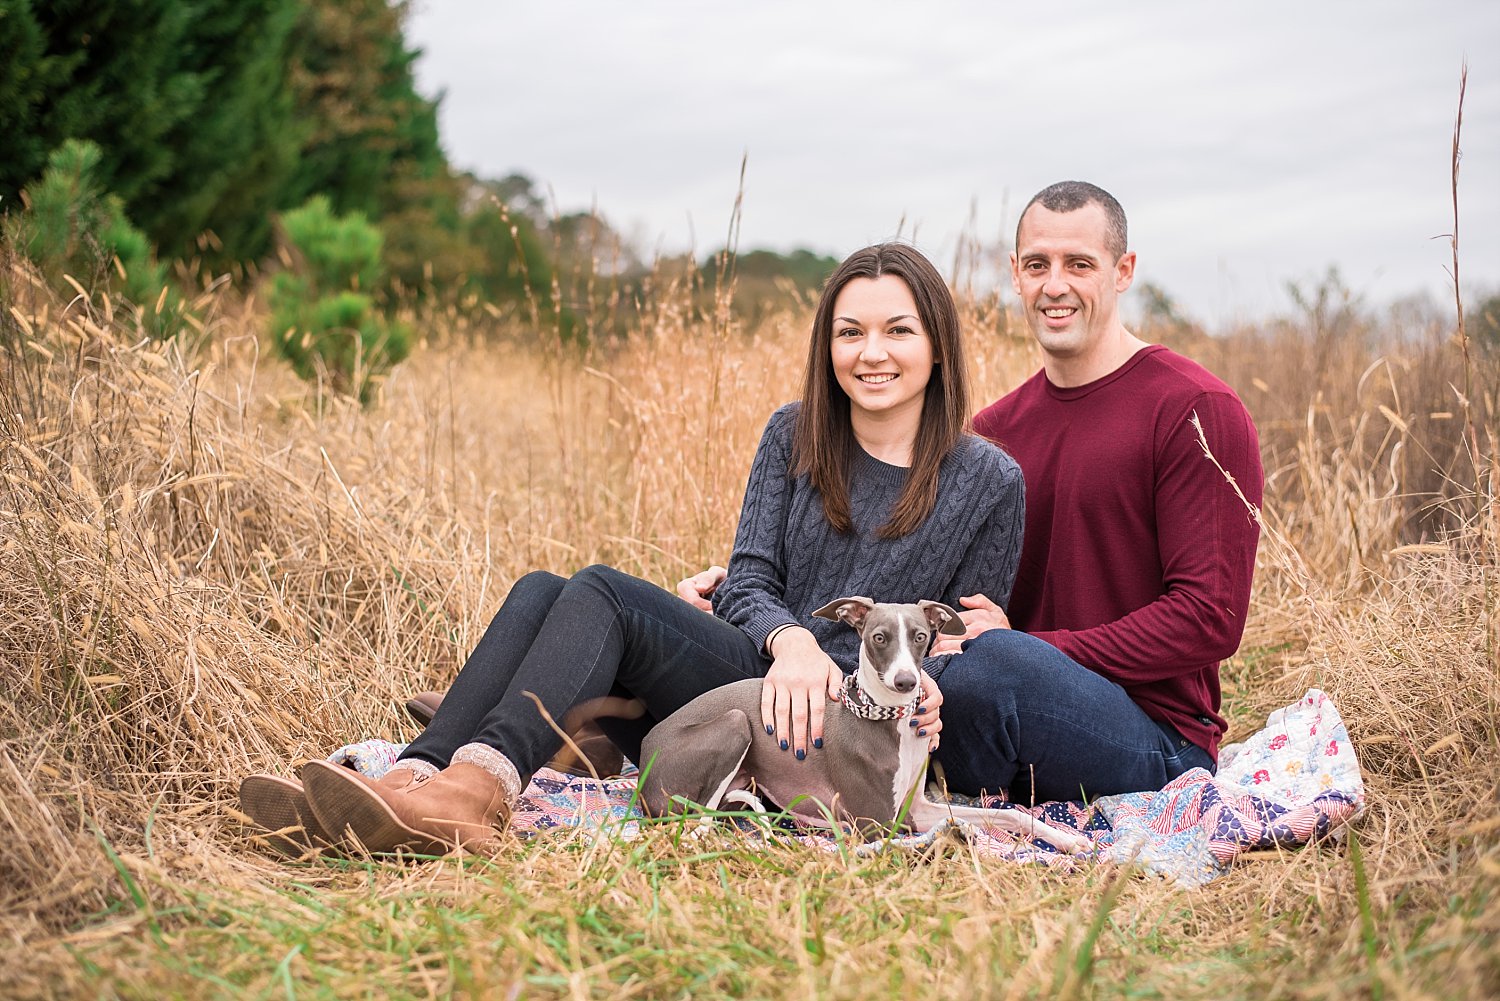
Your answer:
[1115,250,1137,294]
[1009,251,1022,296]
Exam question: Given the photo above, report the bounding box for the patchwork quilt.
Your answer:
[329,688,1365,887]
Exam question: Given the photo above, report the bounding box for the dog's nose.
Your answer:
[893,672,918,694]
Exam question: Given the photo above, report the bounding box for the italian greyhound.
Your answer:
[638,597,1090,854]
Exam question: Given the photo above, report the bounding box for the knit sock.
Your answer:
[452,742,522,804]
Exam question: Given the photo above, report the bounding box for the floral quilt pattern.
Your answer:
[326,688,1364,887]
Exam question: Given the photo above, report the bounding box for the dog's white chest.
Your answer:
[891,727,930,814]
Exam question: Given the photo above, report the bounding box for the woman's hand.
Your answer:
[762,626,843,758]
[909,670,943,752]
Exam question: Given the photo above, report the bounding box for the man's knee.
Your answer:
[958,629,1073,690]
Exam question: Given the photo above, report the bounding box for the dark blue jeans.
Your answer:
[933,629,1215,803]
[402,566,770,783]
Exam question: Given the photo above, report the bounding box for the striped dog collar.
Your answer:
[838,673,919,721]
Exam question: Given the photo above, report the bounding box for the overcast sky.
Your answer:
[407,1,1497,328]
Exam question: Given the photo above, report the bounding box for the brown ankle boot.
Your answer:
[388,762,512,852]
[300,762,439,853]
[240,766,428,856]
[405,691,443,727]
[238,772,336,856]
[303,754,512,856]
[545,720,626,778]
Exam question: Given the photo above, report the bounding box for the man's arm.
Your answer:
[927,453,1025,660]
[1032,393,1263,683]
[676,566,726,612]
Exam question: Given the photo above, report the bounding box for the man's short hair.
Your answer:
[1017,181,1128,261]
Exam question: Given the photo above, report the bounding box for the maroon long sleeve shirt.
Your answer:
[973,345,1263,758]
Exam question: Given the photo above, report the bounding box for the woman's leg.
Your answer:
[933,629,1214,803]
[465,564,769,784]
[308,564,769,854]
[400,570,567,770]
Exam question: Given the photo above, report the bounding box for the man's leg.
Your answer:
[465,564,769,783]
[933,629,1213,803]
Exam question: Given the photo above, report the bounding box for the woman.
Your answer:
[242,243,1026,856]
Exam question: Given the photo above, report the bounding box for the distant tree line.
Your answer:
[0,0,838,394]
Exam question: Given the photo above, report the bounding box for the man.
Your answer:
[682,181,1263,803]
[927,180,1263,802]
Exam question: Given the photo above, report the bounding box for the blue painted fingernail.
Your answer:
[909,719,920,728]
[765,724,774,734]
[795,748,806,760]
[780,739,788,750]
[813,738,823,749]
[918,704,926,713]
[918,728,927,737]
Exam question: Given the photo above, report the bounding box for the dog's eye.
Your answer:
[916,631,929,644]
[872,632,886,645]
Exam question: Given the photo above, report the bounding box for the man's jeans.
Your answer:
[933,629,1215,803]
[403,567,770,784]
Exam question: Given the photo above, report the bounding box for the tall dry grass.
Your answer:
[0,247,1495,999]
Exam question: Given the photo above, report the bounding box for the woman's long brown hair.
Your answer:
[791,243,968,539]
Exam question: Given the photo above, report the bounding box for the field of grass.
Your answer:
[1,252,1496,999]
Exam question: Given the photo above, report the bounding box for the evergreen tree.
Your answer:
[0,0,574,327]
[268,196,410,401]
[0,0,300,263]
[143,0,301,259]
[4,139,180,338]
[459,176,557,311]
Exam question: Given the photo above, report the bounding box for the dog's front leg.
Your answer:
[721,789,769,813]
[908,798,1092,855]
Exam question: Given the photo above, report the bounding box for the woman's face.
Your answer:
[829,274,934,426]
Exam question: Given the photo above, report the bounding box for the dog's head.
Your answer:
[813,596,965,706]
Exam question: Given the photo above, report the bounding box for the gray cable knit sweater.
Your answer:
[712,402,1026,679]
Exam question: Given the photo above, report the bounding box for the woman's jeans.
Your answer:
[933,629,1215,803]
[401,566,769,783]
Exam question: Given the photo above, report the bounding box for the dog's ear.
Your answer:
[919,600,967,636]
[813,596,875,631]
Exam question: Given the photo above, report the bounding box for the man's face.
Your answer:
[1010,202,1136,363]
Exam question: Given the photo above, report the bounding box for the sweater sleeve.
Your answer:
[940,448,1026,611]
[711,405,801,655]
[1029,392,1263,683]
[924,442,1027,681]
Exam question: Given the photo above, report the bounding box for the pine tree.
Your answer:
[0,0,301,263]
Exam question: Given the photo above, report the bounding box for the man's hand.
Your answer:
[675,565,727,612]
[761,626,843,759]
[930,593,1011,654]
[910,670,943,752]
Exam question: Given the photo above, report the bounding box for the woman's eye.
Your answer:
[835,327,860,338]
